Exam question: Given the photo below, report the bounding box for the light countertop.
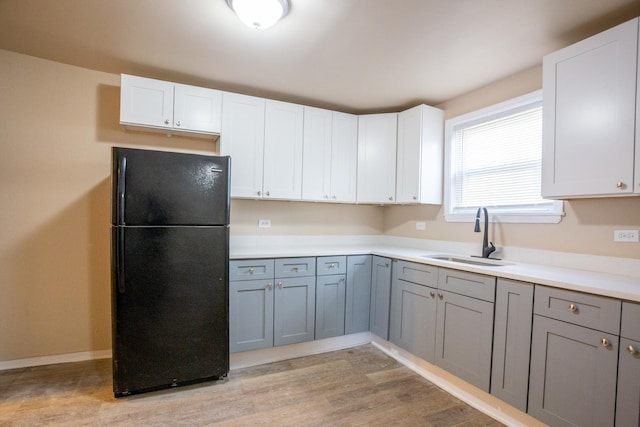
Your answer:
[230,238,640,303]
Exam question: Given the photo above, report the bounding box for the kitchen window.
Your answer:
[444,90,563,223]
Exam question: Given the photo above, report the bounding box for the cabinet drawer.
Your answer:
[395,260,438,287]
[621,301,640,341]
[316,256,347,276]
[438,268,496,302]
[534,285,621,334]
[229,259,274,281]
[275,257,316,278]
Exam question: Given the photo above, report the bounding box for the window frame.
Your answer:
[443,90,564,224]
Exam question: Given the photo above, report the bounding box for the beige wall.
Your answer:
[384,65,640,259]
[1,48,639,362]
[0,50,381,362]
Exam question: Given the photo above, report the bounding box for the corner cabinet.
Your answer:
[120,74,222,138]
[396,104,444,204]
[542,17,640,198]
[302,107,358,203]
[357,113,398,204]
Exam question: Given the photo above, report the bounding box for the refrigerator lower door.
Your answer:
[112,225,229,397]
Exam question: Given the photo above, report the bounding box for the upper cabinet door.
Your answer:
[220,92,266,198]
[302,106,333,201]
[330,112,358,203]
[173,83,222,134]
[120,74,174,129]
[357,113,398,204]
[542,18,638,198]
[396,104,444,204]
[263,100,304,200]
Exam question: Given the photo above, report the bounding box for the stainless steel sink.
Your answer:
[422,254,511,267]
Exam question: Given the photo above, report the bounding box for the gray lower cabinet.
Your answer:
[229,279,274,353]
[390,260,438,362]
[345,255,372,334]
[490,278,533,412]
[616,302,640,427]
[435,289,495,391]
[528,315,619,426]
[273,271,316,347]
[315,274,346,339]
[369,256,392,339]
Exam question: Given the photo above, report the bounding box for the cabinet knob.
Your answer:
[292,267,299,272]
[277,282,283,289]
[257,190,261,196]
[627,345,638,355]
[569,303,578,313]
[616,182,625,189]
[176,120,181,127]
[266,282,273,290]
[388,196,393,201]
[438,293,444,300]
[339,277,345,283]
[601,338,610,348]
[324,195,329,199]
[328,263,335,269]
[412,196,417,200]
[429,291,435,298]
[249,268,254,274]
[266,191,270,196]
[164,119,170,125]
[331,195,336,199]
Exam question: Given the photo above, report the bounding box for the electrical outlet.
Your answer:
[416,221,426,231]
[258,219,271,228]
[614,230,639,242]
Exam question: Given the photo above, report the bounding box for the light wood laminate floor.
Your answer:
[0,345,503,426]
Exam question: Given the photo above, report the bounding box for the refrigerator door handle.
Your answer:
[117,156,127,225]
[117,227,126,293]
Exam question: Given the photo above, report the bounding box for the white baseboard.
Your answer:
[230,332,371,370]
[370,336,545,427]
[0,349,112,371]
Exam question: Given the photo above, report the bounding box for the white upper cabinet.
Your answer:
[542,18,639,198]
[220,92,266,198]
[357,113,398,204]
[302,107,357,203]
[120,74,221,137]
[263,100,304,200]
[396,104,444,204]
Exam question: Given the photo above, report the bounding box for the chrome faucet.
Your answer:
[474,207,496,258]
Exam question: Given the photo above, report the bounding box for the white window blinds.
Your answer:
[445,91,563,223]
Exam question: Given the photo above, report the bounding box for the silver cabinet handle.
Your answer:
[164,119,170,125]
[601,338,610,348]
[339,277,345,283]
[627,345,637,355]
[331,195,336,199]
[328,263,335,269]
[616,182,625,189]
[569,303,578,313]
[266,191,270,196]
[388,196,393,201]
[249,268,254,274]
[429,291,435,298]
[324,195,329,199]
[266,282,273,290]
[175,120,181,127]
[257,190,261,196]
[292,267,299,272]
[277,282,283,289]
[412,196,417,200]
[438,293,444,300]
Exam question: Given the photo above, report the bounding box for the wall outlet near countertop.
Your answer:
[416,221,426,231]
[613,230,639,242]
[258,219,271,228]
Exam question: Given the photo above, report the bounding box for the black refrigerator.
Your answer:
[110,147,230,397]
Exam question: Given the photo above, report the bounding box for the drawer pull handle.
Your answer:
[601,338,610,348]
[293,267,299,272]
[266,283,273,290]
[438,293,444,300]
[628,345,637,355]
[277,282,283,289]
[569,303,578,313]
[249,268,254,274]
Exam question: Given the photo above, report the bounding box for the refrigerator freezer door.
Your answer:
[112,148,230,226]
[112,225,229,396]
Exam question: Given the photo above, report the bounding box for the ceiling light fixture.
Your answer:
[226,0,290,30]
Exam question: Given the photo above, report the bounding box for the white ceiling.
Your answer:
[1,0,639,113]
